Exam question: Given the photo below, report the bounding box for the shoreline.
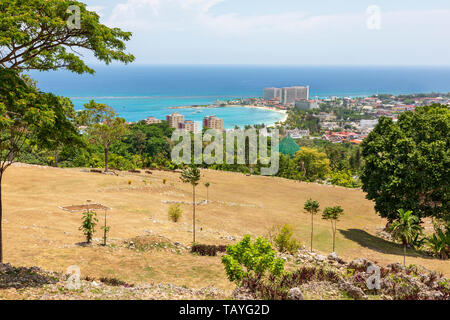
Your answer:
[169,104,288,127]
[228,104,288,127]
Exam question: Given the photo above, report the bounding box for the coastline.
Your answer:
[226,104,288,126]
[169,103,288,127]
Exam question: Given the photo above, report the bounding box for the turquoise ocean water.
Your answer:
[28,65,450,128]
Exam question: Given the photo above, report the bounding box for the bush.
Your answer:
[191,244,227,256]
[168,204,182,222]
[79,210,98,244]
[273,225,301,254]
[221,235,285,285]
[162,178,167,184]
[329,170,361,188]
[99,277,134,288]
[427,229,450,259]
[241,266,340,300]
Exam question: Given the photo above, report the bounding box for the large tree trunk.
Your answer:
[104,147,109,172]
[0,172,3,263]
[193,185,196,243]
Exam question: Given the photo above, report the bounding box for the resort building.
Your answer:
[281,86,310,105]
[178,120,200,133]
[166,113,185,128]
[203,115,224,131]
[263,87,282,100]
[294,99,319,110]
[143,116,162,125]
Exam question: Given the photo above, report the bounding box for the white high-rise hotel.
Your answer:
[263,86,310,106]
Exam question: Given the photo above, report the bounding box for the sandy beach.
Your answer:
[225,104,288,126]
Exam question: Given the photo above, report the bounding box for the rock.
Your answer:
[288,287,304,300]
[419,290,444,300]
[338,280,368,300]
[348,258,373,270]
[232,287,256,300]
[328,252,339,261]
[314,254,326,262]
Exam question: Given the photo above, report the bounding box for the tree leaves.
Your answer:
[361,104,450,221]
[0,0,134,73]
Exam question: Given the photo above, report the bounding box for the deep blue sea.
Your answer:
[28,65,450,128]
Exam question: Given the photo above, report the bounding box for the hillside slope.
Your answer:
[1,164,448,295]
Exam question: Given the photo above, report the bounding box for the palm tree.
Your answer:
[205,182,210,203]
[389,209,423,266]
[180,164,201,243]
[304,199,320,252]
[322,206,344,253]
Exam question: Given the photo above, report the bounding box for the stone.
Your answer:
[288,287,304,300]
[328,252,339,261]
[349,258,370,269]
[338,280,368,300]
[314,254,326,262]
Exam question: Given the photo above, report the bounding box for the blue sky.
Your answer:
[82,0,450,65]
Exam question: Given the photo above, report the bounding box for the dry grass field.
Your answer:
[1,164,449,296]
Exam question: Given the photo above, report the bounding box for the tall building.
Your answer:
[263,88,281,100]
[281,86,310,105]
[178,120,199,133]
[166,113,185,128]
[281,87,297,105]
[203,115,224,131]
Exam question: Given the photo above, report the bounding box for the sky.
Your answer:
[81,0,450,66]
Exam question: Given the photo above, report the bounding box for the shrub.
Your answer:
[427,229,450,259]
[99,277,134,288]
[273,224,301,254]
[221,235,285,285]
[162,178,167,184]
[240,265,340,300]
[191,244,227,256]
[168,204,182,222]
[79,210,98,243]
[329,170,361,188]
[128,180,132,185]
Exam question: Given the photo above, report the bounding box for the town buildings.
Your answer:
[166,113,185,128]
[203,115,224,131]
[143,116,162,125]
[285,128,310,139]
[178,120,200,133]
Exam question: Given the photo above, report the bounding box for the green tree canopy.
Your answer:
[361,104,450,221]
[293,147,330,181]
[80,101,128,172]
[0,0,134,73]
[279,136,300,157]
